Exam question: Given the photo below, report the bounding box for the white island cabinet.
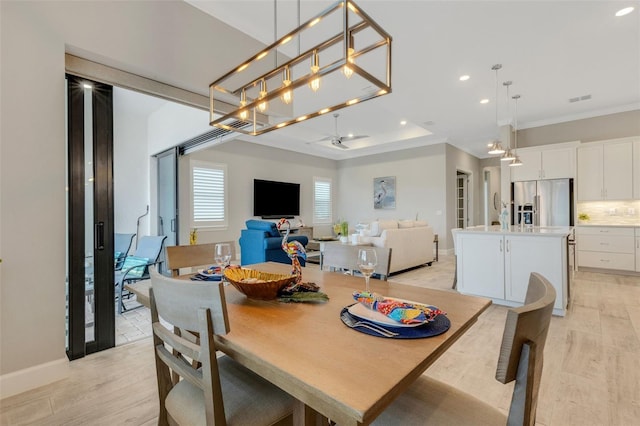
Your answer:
[456,226,570,316]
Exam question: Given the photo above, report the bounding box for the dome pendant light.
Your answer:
[509,94,523,167]
[501,80,515,161]
[488,64,505,155]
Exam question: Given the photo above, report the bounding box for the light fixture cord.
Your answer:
[495,67,499,132]
[274,0,278,68]
[514,95,519,150]
[505,83,510,149]
[297,0,301,56]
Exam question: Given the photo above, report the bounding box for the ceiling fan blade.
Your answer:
[331,139,350,149]
[342,135,368,141]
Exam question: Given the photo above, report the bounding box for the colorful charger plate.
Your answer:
[340,306,450,339]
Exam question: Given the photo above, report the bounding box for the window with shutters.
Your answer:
[190,160,227,229]
[313,177,332,224]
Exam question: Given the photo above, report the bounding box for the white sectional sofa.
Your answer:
[361,220,435,274]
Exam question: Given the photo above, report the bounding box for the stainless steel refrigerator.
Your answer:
[511,178,574,226]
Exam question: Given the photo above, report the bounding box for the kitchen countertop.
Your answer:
[456,225,572,237]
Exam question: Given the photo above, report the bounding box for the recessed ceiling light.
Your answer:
[400,120,407,125]
[615,6,634,16]
[459,75,470,81]
[487,143,493,147]
[480,99,489,104]
[347,133,354,138]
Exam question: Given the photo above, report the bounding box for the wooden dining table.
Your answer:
[128,262,491,425]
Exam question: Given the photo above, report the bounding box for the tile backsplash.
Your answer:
[577,200,640,225]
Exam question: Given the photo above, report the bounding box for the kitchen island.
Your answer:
[454,225,571,316]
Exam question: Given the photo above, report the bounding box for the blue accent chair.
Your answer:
[239,220,308,266]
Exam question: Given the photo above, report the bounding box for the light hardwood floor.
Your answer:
[2,255,639,425]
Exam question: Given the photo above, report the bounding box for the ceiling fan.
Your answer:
[317,113,368,149]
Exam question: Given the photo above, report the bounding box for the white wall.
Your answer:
[338,144,447,247]
[0,0,268,397]
[113,91,151,240]
[147,102,210,156]
[179,141,339,254]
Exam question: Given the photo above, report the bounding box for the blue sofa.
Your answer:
[239,220,308,266]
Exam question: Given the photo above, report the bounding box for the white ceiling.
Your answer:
[174,1,640,160]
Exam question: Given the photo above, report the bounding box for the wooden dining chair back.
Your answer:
[322,244,392,280]
[372,272,556,426]
[166,241,236,277]
[149,268,294,426]
[496,272,556,425]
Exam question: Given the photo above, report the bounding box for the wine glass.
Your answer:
[357,248,378,293]
[214,243,232,282]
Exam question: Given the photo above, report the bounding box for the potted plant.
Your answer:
[578,213,590,224]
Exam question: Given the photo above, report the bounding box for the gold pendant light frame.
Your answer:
[209,0,392,136]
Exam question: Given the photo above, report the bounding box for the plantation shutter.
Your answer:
[313,177,332,224]
[191,161,227,228]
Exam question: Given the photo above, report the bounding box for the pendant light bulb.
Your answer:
[257,79,268,113]
[239,88,248,121]
[509,156,523,167]
[309,50,321,92]
[342,34,355,79]
[500,148,515,161]
[488,141,505,155]
[280,66,293,105]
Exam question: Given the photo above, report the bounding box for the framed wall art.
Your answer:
[373,176,396,209]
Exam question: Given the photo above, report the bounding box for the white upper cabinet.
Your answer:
[577,144,604,200]
[510,142,577,182]
[577,139,633,201]
[510,150,541,181]
[634,139,640,200]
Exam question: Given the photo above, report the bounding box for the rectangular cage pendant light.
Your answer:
[209,0,392,136]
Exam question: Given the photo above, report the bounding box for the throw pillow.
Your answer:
[246,219,280,237]
[369,221,380,237]
[398,220,414,228]
[377,220,399,233]
[121,255,150,278]
[414,220,429,227]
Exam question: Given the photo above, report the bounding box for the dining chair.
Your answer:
[321,244,392,281]
[149,268,294,426]
[166,241,235,277]
[372,272,556,426]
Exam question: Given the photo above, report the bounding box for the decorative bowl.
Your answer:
[224,268,296,300]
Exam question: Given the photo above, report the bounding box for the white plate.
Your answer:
[348,297,435,328]
[198,268,221,277]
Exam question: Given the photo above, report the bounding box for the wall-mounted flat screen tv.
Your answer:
[253,179,300,219]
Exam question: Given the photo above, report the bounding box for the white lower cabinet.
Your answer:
[457,232,567,314]
[504,235,565,307]
[576,226,635,271]
[458,233,505,299]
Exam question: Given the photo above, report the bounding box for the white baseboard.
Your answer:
[0,357,69,399]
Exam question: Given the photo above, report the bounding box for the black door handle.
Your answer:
[95,222,104,250]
